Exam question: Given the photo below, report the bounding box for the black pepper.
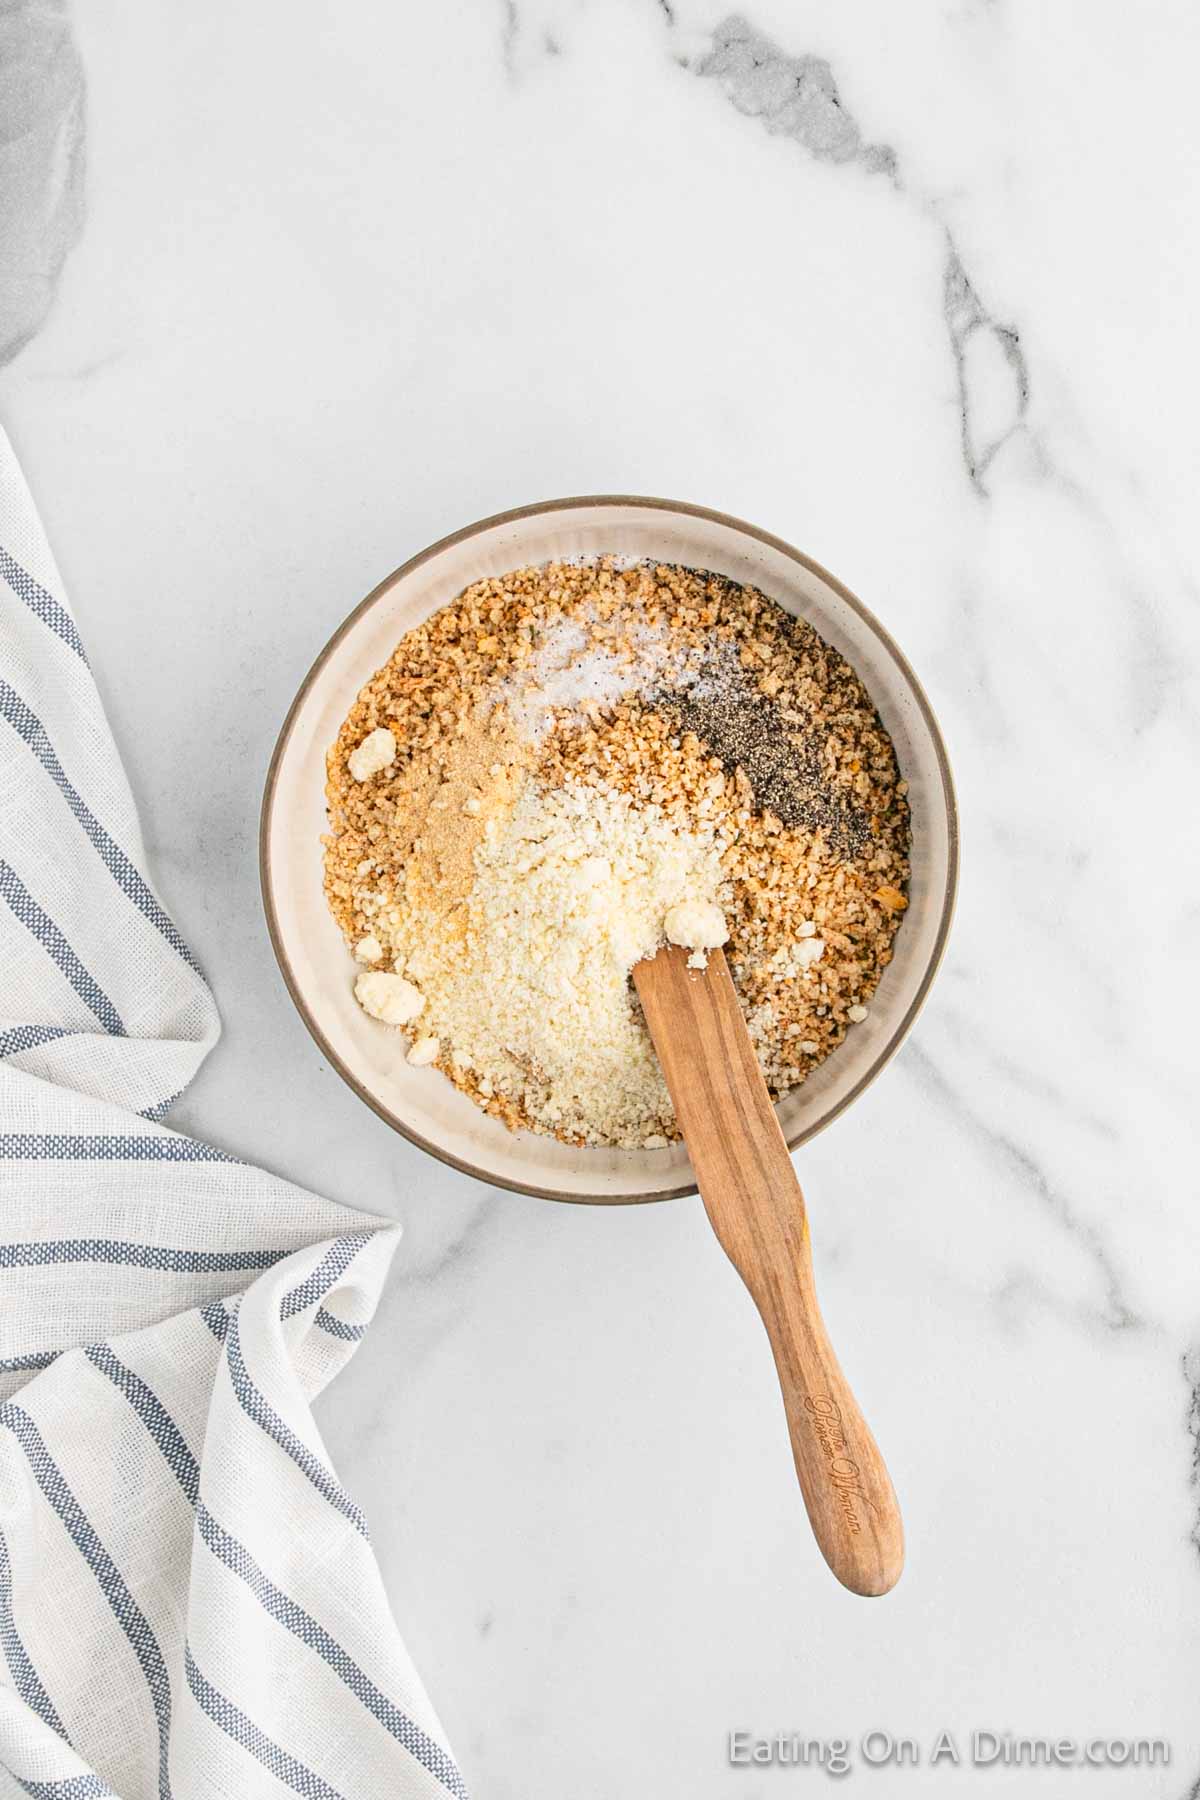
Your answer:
[658,652,871,857]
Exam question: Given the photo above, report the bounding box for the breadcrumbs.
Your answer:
[323,559,909,1145]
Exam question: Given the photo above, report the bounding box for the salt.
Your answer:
[500,612,691,741]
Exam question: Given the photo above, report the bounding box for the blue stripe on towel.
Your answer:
[0,1025,72,1058]
[315,1309,366,1342]
[280,1234,370,1319]
[196,1506,469,1798]
[0,1404,174,1800]
[0,1240,282,1274]
[0,1134,236,1163]
[139,1090,184,1122]
[0,1527,69,1741]
[200,1301,232,1343]
[88,1334,468,1797]
[184,1647,347,1800]
[0,680,203,976]
[12,1775,119,1799]
[85,1346,200,1504]
[0,862,126,1037]
[0,1350,58,1373]
[0,544,88,664]
[223,1312,369,1536]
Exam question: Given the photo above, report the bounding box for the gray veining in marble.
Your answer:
[499,0,519,82]
[943,238,1029,492]
[698,17,896,175]
[902,1041,1141,1334]
[0,0,85,365]
[695,14,1029,493]
[1186,1347,1200,1534]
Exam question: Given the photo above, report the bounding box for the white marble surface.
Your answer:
[3,1,1199,1793]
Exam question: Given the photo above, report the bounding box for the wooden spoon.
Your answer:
[634,943,904,1596]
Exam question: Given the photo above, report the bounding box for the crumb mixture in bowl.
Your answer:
[322,560,910,1149]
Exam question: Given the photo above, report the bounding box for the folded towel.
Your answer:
[0,426,466,1799]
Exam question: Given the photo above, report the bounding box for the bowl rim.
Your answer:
[260,493,959,1204]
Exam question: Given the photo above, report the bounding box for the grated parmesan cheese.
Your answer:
[394,779,730,1147]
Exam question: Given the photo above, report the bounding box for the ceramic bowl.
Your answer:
[260,497,957,1202]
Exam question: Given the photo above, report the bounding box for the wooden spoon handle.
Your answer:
[634,945,904,1597]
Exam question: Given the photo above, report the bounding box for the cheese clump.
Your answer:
[348,727,397,783]
[354,970,425,1026]
[664,898,729,969]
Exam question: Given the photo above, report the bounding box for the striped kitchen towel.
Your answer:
[0,426,466,1800]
